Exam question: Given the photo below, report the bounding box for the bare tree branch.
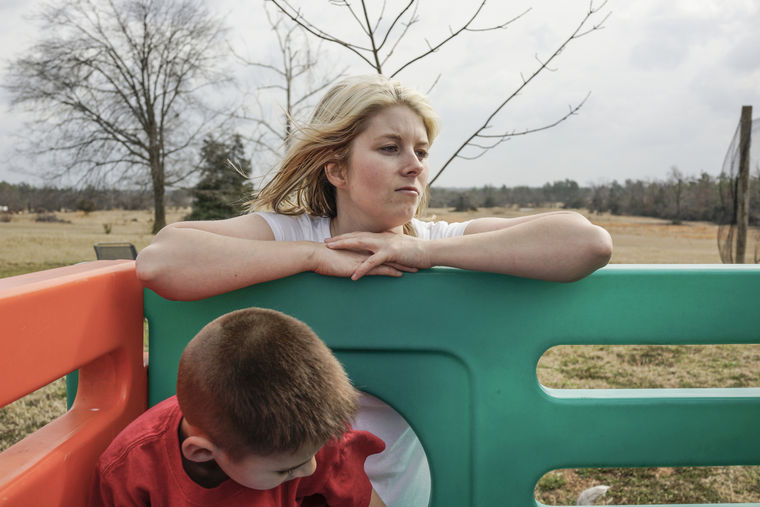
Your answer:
[333,1,370,37]
[264,0,609,186]
[424,73,441,95]
[268,0,376,68]
[359,0,383,72]
[371,0,388,34]
[269,0,524,77]
[380,2,419,68]
[475,92,590,139]
[233,5,346,170]
[429,2,608,185]
[376,0,415,52]
[391,2,529,77]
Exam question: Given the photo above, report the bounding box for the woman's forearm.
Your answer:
[136,226,318,300]
[424,213,612,282]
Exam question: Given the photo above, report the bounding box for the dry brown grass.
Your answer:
[0,381,67,455]
[537,466,760,505]
[2,207,759,504]
[0,208,188,277]
[538,344,760,389]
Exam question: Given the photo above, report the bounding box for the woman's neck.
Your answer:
[330,214,405,237]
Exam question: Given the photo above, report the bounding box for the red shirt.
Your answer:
[89,396,385,506]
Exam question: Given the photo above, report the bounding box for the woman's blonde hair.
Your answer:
[251,74,439,235]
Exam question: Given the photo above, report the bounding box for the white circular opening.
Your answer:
[352,392,431,507]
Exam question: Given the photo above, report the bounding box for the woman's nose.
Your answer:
[402,149,424,175]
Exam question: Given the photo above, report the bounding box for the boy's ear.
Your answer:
[324,162,347,189]
[181,435,217,463]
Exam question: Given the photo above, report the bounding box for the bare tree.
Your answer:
[230,6,346,176]
[268,0,610,185]
[4,0,231,232]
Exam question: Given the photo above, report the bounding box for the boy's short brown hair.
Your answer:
[176,307,359,459]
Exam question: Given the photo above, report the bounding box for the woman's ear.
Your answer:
[324,162,348,189]
[181,435,217,463]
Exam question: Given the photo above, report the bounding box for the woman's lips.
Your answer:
[396,186,419,196]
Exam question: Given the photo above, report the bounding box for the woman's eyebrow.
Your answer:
[376,133,403,142]
[376,133,429,146]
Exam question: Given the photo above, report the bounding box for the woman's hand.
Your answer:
[312,244,417,280]
[312,240,418,279]
[324,232,431,280]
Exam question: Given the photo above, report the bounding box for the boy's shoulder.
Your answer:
[297,429,385,505]
[316,429,385,464]
[97,396,181,475]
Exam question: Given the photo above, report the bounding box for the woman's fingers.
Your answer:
[322,233,423,279]
[325,235,377,252]
[364,264,404,278]
[385,262,418,273]
[352,252,388,280]
[327,232,427,278]
[313,243,412,280]
[351,255,418,280]
[354,261,417,280]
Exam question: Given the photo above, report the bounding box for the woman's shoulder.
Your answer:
[254,211,331,242]
[411,217,471,240]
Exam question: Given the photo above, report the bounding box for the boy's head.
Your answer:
[176,307,359,489]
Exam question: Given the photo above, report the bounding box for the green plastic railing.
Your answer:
[143,265,760,506]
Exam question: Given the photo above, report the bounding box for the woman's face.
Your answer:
[331,105,430,233]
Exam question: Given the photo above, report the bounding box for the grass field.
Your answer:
[1,207,758,504]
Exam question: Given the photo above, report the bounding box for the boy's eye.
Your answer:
[280,466,297,478]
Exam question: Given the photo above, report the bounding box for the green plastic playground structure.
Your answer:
[143,265,760,506]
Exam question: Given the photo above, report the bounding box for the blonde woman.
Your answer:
[136,74,612,505]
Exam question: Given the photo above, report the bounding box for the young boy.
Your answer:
[89,307,386,506]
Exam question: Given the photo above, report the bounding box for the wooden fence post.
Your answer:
[735,105,752,263]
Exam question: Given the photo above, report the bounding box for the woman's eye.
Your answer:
[416,149,428,159]
[380,145,398,153]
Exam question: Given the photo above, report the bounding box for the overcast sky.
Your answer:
[1,0,758,189]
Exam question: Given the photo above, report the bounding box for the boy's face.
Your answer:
[214,441,323,490]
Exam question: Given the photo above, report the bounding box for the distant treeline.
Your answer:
[430,174,760,226]
[0,181,191,213]
[2,173,758,226]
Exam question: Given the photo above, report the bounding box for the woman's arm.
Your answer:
[136,214,411,300]
[325,211,612,282]
[430,211,612,281]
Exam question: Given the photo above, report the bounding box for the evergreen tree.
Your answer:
[186,135,254,221]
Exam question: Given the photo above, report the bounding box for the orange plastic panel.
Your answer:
[0,261,147,507]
